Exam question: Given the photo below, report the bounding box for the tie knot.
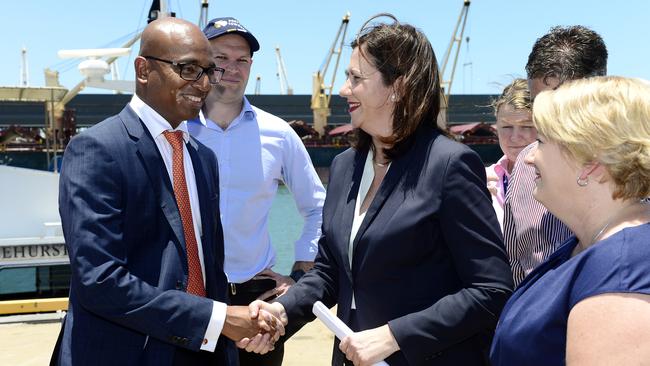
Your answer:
[163,130,185,150]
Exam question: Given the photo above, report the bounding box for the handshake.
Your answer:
[222,300,288,354]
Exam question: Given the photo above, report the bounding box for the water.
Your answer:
[268,185,306,274]
[0,186,304,296]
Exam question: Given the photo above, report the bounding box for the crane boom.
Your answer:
[44,0,170,172]
[198,0,209,29]
[275,46,293,95]
[311,12,350,136]
[439,0,471,127]
[254,75,261,95]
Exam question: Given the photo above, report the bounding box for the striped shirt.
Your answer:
[502,142,574,286]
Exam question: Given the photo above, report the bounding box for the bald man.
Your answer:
[52,18,281,366]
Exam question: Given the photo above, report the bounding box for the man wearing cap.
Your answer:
[188,17,325,366]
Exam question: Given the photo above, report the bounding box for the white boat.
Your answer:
[0,165,68,319]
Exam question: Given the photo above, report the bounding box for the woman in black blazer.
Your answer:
[243,14,513,366]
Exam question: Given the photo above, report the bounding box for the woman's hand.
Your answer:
[339,324,400,366]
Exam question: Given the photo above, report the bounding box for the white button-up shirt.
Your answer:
[129,95,225,352]
[188,97,325,283]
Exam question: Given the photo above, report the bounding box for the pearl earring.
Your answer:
[390,94,396,102]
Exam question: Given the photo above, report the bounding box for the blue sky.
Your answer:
[2,1,649,96]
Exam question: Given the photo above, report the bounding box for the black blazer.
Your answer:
[278,127,513,365]
[55,106,235,366]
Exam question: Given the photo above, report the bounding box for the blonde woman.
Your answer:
[491,76,650,365]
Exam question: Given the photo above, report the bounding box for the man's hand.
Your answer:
[236,300,289,354]
[339,324,400,366]
[255,261,314,299]
[254,269,293,300]
[221,305,284,342]
[291,261,315,273]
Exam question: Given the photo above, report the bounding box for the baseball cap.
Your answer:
[203,17,260,53]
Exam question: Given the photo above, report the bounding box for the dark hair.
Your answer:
[526,25,607,85]
[351,14,442,159]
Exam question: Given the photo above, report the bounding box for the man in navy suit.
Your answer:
[53,17,281,366]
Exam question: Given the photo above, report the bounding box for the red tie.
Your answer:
[163,130,206,297]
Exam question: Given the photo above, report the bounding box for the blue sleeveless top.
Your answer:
[490,223,650,365]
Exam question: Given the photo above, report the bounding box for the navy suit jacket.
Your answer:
[55,106,235,366]
[278,127,513,366]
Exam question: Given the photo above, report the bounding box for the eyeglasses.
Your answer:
[143,56,225,85]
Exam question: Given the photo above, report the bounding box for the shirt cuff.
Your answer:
[294,241,318,262]
[200,301,227,352]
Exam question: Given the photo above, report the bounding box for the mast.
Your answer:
[20,46,29,86]
[198,0,209,29]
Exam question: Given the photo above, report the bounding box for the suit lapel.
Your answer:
[338,150,366,279]
[186,139,217,292]
[351,146,412,263]
[121,107,187,257]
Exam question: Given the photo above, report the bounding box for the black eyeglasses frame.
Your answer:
[143,55,225,85]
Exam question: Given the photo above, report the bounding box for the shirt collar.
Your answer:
[129,94,189,142]
[493,155,511,178]
[190,96,257,130]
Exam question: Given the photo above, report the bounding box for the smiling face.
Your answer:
[524,134,580,214]
[338,46,394,139]
[209,34,252,102]
[137,20,214,126]
[496,104,537,168]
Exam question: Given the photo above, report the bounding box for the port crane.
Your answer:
[438,0,471,127]
[254,75,262,95]
[41,0,175,172]
[275,46,293,95]
[311,12,350,136]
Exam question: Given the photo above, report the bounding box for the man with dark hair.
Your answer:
[525,25,607,88]
[503,25,608,286]
[53,17,281,366]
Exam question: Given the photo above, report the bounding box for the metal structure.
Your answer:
[0,0,180,319]
[20,47,29,86]
[275,46,293,95]
[198,0,209,29]
[52,0,172,120]
[310,12,350,136]
[254,75,261,95]
[438,0,471,127]
[39,1,173,172]
[57,48,134,93]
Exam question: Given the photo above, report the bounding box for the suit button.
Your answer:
[175,281,183,290]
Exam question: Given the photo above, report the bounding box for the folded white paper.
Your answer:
[312,301,389,366]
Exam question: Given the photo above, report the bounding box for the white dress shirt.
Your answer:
[349,151,390,309]
[129,95,225,352]
[188,97,325,283]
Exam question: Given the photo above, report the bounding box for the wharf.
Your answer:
[0,310,335,365]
